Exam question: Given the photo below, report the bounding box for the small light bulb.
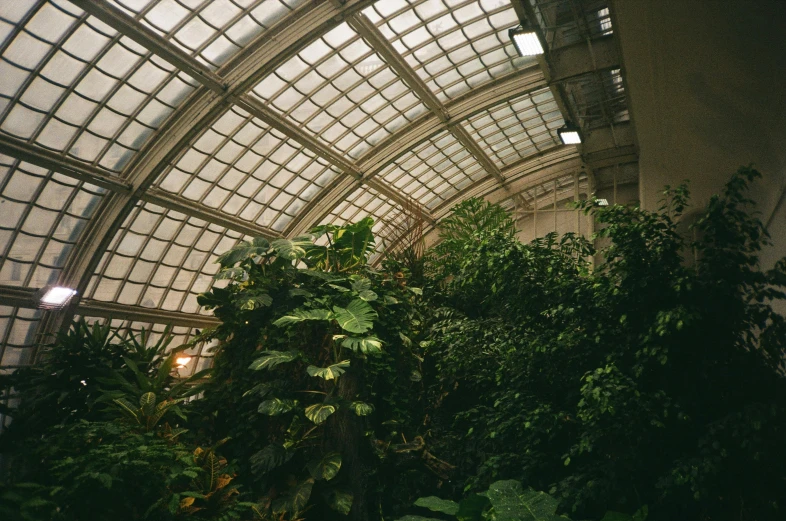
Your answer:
[80,380,87,386]
[176,356,192,367]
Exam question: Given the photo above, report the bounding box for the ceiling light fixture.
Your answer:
[558,122,582,145]
[36,286,78,310]
[176,356,192,368]
[596,198,609,206]
[509,24,544,56]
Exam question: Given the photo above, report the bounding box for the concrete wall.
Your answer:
[611,0,786,270]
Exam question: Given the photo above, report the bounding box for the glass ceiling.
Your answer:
[0,0,633,374]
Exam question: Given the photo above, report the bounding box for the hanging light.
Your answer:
[36,286,78,310]
[558,122,582,145]
[509,24,544,57]
[176,356,192,368]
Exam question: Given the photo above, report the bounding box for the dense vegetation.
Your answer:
[1,167,784,521]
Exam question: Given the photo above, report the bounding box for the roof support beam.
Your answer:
[69,0,226,93]
[24,0,375,358]
[286,69,548,235]
[0,134,131,193]
[549,34,620,83]
[347,13,532,216]
[70,0,434,228]
[0,134,277,239]
[348,14,449,122]
[139,188,281,239]
[0,284,219,329]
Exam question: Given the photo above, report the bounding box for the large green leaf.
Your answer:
[333,299,377,334]
[456,494,491,521]
[214,267,247,281]
[258,398,298,415]
[249,350,300,371]
[485,480,565,521]
[273,308,333,327]
[351,277,372,292]
[139,392,156,415]
[341,335,383,354]
[271,236,313,260]
[396,517,441,521]
[238,293,272,310]
[307,452,342,481]
[250,444,293,476]
[216,237,270,267]
[305,403,336,424]
[272,478,314,515]
[307,360,350,380]
[414,497,459,515]
[349,401,374,416]
[324,489,353,515]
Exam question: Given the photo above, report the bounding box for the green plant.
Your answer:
[421,169,786,521]
[396,480,647,521]
[195,218,430,520]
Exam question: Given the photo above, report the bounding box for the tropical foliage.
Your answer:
[2,166,785,521]
[421,167,786,521]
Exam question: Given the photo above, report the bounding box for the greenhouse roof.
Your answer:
[0,0,636,373]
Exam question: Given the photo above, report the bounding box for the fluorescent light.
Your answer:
[509,27,544,56]
[597,198,609,206]
[38,286,77,310]
[176,356,192,367]
[558,122,582,145]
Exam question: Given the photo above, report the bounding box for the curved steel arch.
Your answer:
[19,0,581,344]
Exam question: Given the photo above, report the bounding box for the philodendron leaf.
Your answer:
[358,289,378,302]
[258,398,298,416]
[307,452,342,481]
[349,401,374,416]
[325,489,353,515]
[341,335,383,354]
[273,478,314,515]
[456,494,491,521]
[333,299,377,334]
[273,309,333,327]
[350,277,372,292]
[249,350,300,371]
[485,480,565,521]
[216,238,270,267]
[414,497,459,516]
[307,360,350,380]
[305,403,336,424]
[238,293,272,310]
[214,267,247,281]
[250,444,293,475]
[271,236,313,260]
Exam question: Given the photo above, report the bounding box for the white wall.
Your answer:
[612,0,786,271]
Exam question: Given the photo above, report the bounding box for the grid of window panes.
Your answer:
[363,0,534,102]
[78,315,216,377]
[461,87,563,168]
[0,306,43,371]
[0,1,204,172]
[0,155,107,287]
[378,129,488,210]
[528,0,612,49]
[108,0,307,70]
[249,21,429,160]
[84,201,245,314]
[154,106,340,232]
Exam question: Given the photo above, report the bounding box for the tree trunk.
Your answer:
[324,360,375,521]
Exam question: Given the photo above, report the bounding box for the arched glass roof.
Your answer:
[0,0,636,387]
